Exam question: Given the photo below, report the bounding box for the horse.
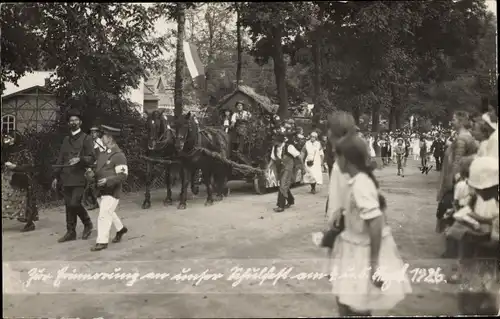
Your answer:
[175,111,230,208]
[142,109,199,210]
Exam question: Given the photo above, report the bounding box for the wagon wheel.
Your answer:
[253,173,267,195]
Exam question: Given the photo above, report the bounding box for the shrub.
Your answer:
[10,95,168,208]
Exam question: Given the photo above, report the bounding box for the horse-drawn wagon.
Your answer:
[212,85,303,194]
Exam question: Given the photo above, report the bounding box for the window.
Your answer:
[1,115,16,133]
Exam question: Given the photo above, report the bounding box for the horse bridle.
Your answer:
[149,118,176,151]
[181,117,210,157]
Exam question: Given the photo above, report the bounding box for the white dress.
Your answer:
[368,137,376,157]
[425,140,433,162]
[302,140,324,185]
[412,137,420,160]
[331,173,412,312]
[326,162,350,223]
[391,139,398,160]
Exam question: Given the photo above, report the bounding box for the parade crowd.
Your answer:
[2,104,499,315]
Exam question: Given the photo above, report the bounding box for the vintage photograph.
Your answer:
[2,1,499,318]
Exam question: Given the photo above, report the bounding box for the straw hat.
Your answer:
[468,157,499,189]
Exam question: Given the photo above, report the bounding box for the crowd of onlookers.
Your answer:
[277,110,499,315]
[433,109,499,315]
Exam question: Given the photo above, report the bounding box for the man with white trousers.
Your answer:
[90,125,128,252]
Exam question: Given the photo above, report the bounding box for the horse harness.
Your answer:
[182,119,213,158]
[151,120,176,151]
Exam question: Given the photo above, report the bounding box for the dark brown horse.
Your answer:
[142,110,199,209]
[175,112,230,208]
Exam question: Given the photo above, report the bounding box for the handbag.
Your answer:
[306,148,316,167]
[321,215,345,248]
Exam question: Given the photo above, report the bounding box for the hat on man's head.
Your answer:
[90,125,101,132]
[99,125,121,137]
[66,109,82,120]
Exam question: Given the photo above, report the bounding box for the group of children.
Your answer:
[362,130,452,177]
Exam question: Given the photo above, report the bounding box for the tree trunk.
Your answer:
[395,107,403,130]
[371,103,380,133]
[390,83,406,130]
[388,106,395,131]
[353,107,360,125]
[205,7,215,95]
[271,27,288,119]
[174,3,186,119]
[389,83,399,131]
[311,33,321,127]
[236,3,242,87]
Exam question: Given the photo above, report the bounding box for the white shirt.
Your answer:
[71,128,81,136]
[326,162,350,223]
[94,137,106,152]
[454,180,471,208]
[230,110,251,125]
[485,129,498,159]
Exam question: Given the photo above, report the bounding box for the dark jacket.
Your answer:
[95,145,128,199]
[324,139,335,171]
[54,131,95,187]
[430,139,445,157]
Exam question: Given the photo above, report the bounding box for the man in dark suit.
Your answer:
[431,133,446,171]
[52,109,95,243]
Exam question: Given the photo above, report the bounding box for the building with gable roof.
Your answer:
[1,71,60,133]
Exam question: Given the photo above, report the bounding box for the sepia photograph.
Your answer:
[1,1,499,318]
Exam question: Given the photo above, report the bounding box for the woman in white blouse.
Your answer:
[302,132,324,194]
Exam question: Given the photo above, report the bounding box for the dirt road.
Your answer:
[3,159,462,318]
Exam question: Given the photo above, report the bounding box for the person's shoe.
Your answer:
[273,207,285,213]
[58,231,77,243]
[90,243,108,252]
[284,203,294,209]
[112,227,128,243]
[82,223,93,240]
[21,222,35,232]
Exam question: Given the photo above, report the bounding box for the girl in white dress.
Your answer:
[425,136,434,164]
[411,134,420,160]
[391,135,398,163]
[329,133,412,316]
[302,132,324,194]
